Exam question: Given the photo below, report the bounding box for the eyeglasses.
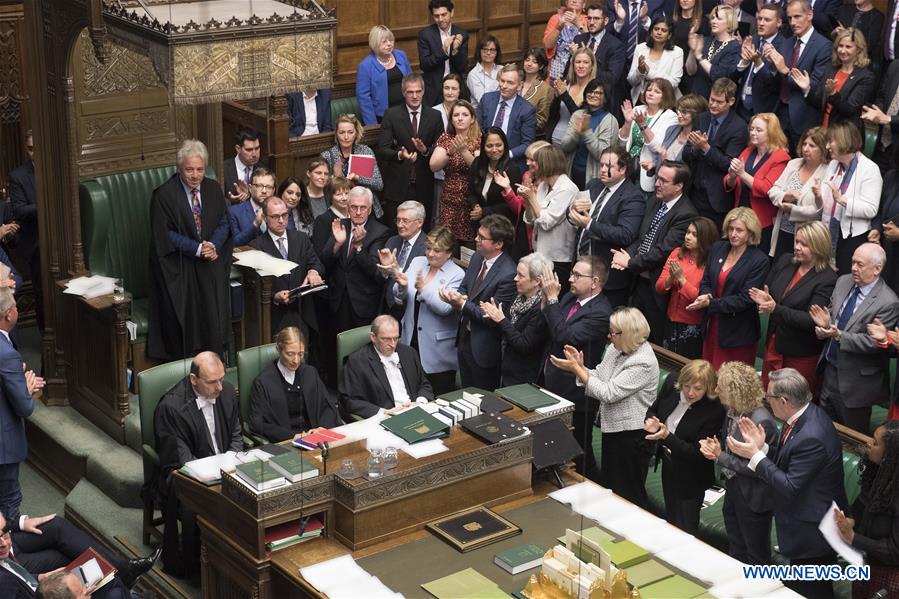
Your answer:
[569,271,594,279]
[586,89,605,96]
[252,183,274,190]
[267,212,289,221]
[349,205,369,213]
[764,394,785,401]
[482,47,498,53]
[396,217,421,225]
[475,234,493,242]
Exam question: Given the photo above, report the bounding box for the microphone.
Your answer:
[317,441,330,475]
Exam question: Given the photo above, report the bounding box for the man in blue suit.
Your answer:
[476,65,536,170]
[286,88,333,137]
[439,214,517,391]
[0,288,43,522]
[767,0,831,150]
[229,166,273,247]
[730,368,847,599]
[735,5,789,120]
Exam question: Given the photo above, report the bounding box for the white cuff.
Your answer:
[748,449,767,471]
[18,515,26,530]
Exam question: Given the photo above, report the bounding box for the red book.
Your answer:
[347,154,375,179]
[67,547,117,591]
[292,428,346,450]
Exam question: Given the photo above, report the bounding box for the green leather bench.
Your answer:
[330,96,361,128]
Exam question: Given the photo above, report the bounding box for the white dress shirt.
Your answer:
[665,393,693,435]
[195,396,220,454]
[302,91,319,137]
[234,155,253,184]
[375,348,410,407]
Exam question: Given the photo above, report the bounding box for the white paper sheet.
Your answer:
[299,555,403,599]
[548,481,612,508]
[183,451,238,482]
[656,541,746,586]
[64,275,117,298]
[819,500,864,566]
[400,439,449,459]
[233,249,298,277]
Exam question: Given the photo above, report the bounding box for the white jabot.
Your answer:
[375,348,410,407]
[195,396,220,454]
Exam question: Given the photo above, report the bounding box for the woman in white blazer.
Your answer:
[627,17,684,104]
[818,121,882,274]
[618,78,679,194]
[520,146,579,290]
[391,226,465,395]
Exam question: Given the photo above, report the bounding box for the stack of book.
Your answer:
[292,428,346,450]
[495,383,560,412]
[265,517,324,552]
[494,543,544,575]
[234,459,287,492]
[380,406,450,444]
[267,451,320,483]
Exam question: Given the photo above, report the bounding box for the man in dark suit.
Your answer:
[809,0,839,37]
[7,130,41,330]
[249,197,324,342]
[767,0,831,150]
[153,351,243,579]
[286,88,333,137]
[569,146,645,307]
[573,4,626,114]
[610,0,653,64]
[439,214,517,391]
[418,0,469,107]
[476,65,537,170]
[376,73,444,228]
[222,129,262,203]
[339,315,434,419]
[735,5,789,120]
[147,139,231,361]
[729,368,847,599]
[0,289,42,524]
[543,255,612,481]
[811,243,899,434]
[612,160,698,344]
[229,165,273,247]
[861,59,899,171]
[682,78,746,227]
[318,187,391,337]
[378,201,427,320]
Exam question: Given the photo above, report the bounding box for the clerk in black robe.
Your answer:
[147,140,232,361]
[248,327,341,442]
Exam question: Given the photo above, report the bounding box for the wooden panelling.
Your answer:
[334,0,379,35]
[529,24,548,48]
[336,45,372,77]
[490,26,523,58]
[486,0,525,18]
[452,0,480,19]
[530,0,561,10]
[385,0,431,29]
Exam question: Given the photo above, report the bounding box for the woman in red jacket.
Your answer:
[723,113,790,255]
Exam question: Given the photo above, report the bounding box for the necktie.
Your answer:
[469,260,488,299]
[779,421,795,446]
[410,110,419,137]
[255,205,267,234]
[638,202,669,255]
[779,39,801,103]
[1,559,38,592]
[576,188,611,257]
[826,285,860,364]
[566,302,581,320]
[244,166,251,183]
[277,237,288,259]
[628,2,640,60]
[493,100,507,129]
[191,188,202,237]
[397,240,411,270]
[707,118,719,143]
[588,36,597,50]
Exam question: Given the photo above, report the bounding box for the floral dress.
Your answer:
[436,132,481,242]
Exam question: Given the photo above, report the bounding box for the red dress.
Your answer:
[436,133,480,242]
[703,267,758,369]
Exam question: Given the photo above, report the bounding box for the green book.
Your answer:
[437,387,494,402]
[494,383,559,411]
[233,459,287,492]
[580,526,615,546]
[596,538,650,569]
[421,567,508,599]
[626,559,675,589]
[267,452,319,483]
[637,574,708,599]
[494,543,545,574]
[380,406,450,444]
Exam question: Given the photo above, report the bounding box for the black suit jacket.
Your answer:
[383,231,427,314]
[543,292,612,410]
[339,343,434,418]
[626,195,698,309]
[877,169,899,296]
[222,157,260,200]
[8,161,36,259]
[456,252,518,367]
[646,380,725,500]
[736,33,789,117]
[318,217,391,321]
[497,301,548,386]
[248,361,341,441]
[249,230,323,337]
[578,179,645,291]
[765,254,838,357]
[376,105,444,206]
[873,60,899,150]
[699,241,770,348]
[418,23,470,106]
[807,65,874,136]
[683,110,747,215]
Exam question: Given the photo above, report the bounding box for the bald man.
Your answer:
[152,351,242,579]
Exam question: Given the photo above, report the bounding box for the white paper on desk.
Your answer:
[536,395,573,414]
[549,481,611,509]
[300,555,403,599]
[710,575,785,598]
[819,500,864,566]
[656,541,745,586]
[618,516,695,554]
[233,249,298,277]
[183,451,238,482]
[580,493,644,524]
[401,439,449,459]
[601,511,664,538]
[64,275,116,298]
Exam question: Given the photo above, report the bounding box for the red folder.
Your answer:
[348,154,376,178]
[67,547,116,591]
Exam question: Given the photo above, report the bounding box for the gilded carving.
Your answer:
[79,30,163,97]
[84,110,170,140]
[0,19,24,124]
[172,31,333,104]
[220,471,334,518]
[174,104,194,142]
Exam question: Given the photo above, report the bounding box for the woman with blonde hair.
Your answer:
[685,4,740,98]
[688,207,770,368]
[356,25,412,125]
[550,307,659,506]
[767,126,829,257]
[724,113,791,254]
[549,47,597,145]
[320,114,384,213]
[699,361,777,564]
[645,359,725,533]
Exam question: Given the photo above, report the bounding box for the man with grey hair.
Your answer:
[810,242,899,434]
[148,139,232,361]
[379,200,427,319]
[376,72,444,227]
[339,315,433,419]
[728,367,846,598]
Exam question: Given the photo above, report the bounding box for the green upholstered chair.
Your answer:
[137,358,192,545]
[237,343,279,445]
[863,126,878,159]
[330,96,362,129]
[336,325,371,383]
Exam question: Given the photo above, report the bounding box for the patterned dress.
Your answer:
[436,132,480,242]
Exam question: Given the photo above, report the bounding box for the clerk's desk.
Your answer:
[175,400,573,598]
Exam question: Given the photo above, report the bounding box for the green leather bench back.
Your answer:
[330,96,361,129]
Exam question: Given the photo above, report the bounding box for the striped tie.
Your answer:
[627,2,640,60]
